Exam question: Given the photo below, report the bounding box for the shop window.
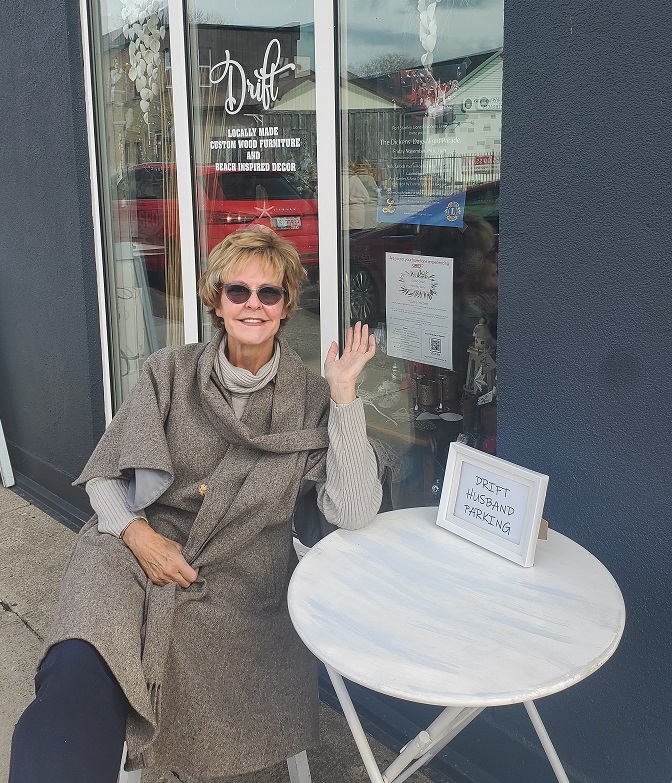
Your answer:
[89,0,183,408]
[338,0,503,506]
[186,4,321,372]
[87,0,502,462]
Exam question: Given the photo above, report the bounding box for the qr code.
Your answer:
[430,337,442,353]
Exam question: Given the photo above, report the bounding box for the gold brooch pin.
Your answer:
[198,484,208,497]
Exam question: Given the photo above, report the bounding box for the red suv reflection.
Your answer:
[114,163,319,274]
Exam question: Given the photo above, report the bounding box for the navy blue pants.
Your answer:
[9,639,130,783]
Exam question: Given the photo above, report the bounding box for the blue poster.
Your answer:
[377,190,466,228]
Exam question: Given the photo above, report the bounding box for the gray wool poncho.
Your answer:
[44,331,349,778]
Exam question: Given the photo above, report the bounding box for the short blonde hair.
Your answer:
[198,229,306,330]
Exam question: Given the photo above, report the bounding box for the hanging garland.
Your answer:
[418,0,442,69]
[121,0,166,126]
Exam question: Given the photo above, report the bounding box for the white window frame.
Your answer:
[79,0,113,424]
[313,0,341,364]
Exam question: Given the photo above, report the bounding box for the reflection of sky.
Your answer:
[100,0,124,34]
[343,0,503,71]
[196,0,503,74]
[194,0,313,28]
[101,0,502,73]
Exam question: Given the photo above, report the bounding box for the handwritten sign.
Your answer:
[454,461,529,545]
[437,443,548,567]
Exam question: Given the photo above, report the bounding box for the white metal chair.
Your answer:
[117,539,315,783]
[118,743,312,782]
[0,416,14,487]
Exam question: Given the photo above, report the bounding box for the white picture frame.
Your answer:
[436,442,548,567]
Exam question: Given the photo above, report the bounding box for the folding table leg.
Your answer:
[383,704,482,783]
[287,750,311,783]
[326,665,480,783]
[325,665,386,783]
[524,701,570,783]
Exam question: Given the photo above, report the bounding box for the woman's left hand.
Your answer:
[324,321,376,403]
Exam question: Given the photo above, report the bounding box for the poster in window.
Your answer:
[385,252,454,369]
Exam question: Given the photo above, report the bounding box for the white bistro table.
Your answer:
[288,507,625,783]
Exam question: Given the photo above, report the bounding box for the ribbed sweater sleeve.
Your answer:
[86,396,380,535]
[86,476,148,537]
[317,398,382,530]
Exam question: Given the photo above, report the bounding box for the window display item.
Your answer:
[417,378,439,408]
[465,319,496,395]
[437,371,458,409]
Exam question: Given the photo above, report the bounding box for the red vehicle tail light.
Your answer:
[206,211,257,225]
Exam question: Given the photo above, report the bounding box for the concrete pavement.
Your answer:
[0,485,431,783]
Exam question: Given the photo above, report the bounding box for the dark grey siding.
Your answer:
[489,0,672,780]
[0,1,104,523]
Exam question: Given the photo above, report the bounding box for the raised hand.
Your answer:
[324,321,376,404]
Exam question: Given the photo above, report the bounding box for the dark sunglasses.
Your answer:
[221,283,287,306]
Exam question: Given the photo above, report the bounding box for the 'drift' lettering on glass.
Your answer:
[209,39,296,115]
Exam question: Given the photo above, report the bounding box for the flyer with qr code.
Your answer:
[385,252,454,369]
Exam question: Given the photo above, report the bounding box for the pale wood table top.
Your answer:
[288,507,625,707]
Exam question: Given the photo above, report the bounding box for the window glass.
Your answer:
[90,0,184,408]
[338,0,502,506]
[187,4,321,373]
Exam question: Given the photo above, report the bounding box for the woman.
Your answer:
[9,228,383,783]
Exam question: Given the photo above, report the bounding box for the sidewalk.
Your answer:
[0,485,431,783]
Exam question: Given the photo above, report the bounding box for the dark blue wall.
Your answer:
[0,2,104,523]
[492,0,671,780]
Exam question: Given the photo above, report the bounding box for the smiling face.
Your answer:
[214,254,288,372]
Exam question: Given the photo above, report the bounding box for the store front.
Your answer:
[6,0,671,780]
[85,0,503,510]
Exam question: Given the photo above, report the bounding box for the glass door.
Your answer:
[185,2,322,373]
[337,0,503,507]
